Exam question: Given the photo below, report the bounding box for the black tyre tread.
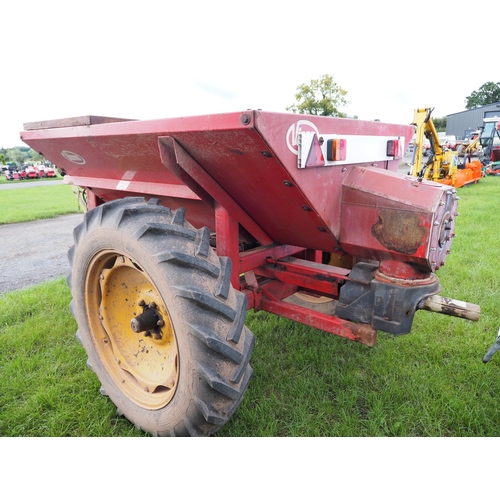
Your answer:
[154,251,220,277]
[134,222,196,242]
[173,285,236,321]
[187,322,244,363]
[195,227,211,257]
[215,257,231,299]
[230,326,255,384]
[227,293,247,344]
[67,197,254,436]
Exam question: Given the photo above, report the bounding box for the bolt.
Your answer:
[318,227,326,232]
[138,300,146,307]
[157,319,165,327]
[434,221,440,226]
[342,167,347,172]
[455,212,460,217]
[149,302,157,309]
[116,358,121,365]
[262,150,272,158]
[283,180,294,187]
[302,206,312,211]
[430,247,436,252]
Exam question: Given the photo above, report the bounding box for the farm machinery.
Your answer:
[478,116,500,175]
[21,110,480,436]
[410,108,483,187]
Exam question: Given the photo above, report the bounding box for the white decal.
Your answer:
[286,120,319,155]
[61,150,86,165]
[117,180,130,190]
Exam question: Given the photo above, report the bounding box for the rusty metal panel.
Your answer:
[339,167,458,271]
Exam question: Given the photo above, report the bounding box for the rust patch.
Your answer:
[371,210,427,255]
[347,322,377,347]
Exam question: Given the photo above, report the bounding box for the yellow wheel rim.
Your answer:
[85,250,179,410]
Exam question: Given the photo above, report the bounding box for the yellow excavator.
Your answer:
[410,108,482,187]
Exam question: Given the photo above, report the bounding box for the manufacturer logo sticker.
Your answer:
[61,150,86,165]
[286,120,320,155]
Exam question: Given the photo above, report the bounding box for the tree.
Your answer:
[432,116,447,132]
[6,148,27,165]
[29,149,44,162]
[465,81,500,109]
[286,74,349,117]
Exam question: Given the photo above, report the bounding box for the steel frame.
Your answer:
[162,136,377,346]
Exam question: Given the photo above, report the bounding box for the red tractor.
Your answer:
[21,111,480,436]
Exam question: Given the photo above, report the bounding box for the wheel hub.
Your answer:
[130,301,164,340]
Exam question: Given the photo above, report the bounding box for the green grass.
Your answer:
[1,177,500,436]
[0,184,82,223]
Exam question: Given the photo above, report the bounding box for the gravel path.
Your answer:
[0,213,84,295]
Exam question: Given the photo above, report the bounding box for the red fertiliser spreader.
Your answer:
[21,110,480,436]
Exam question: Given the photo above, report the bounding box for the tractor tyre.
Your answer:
[67,197,255,436]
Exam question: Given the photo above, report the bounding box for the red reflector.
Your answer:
[305,134,325,167]
[386,139,401,159]
[327,138,347,161]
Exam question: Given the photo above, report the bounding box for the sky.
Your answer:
[2,0,499,149]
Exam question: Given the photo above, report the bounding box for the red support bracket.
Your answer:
[259,285,377,347]
[215,202,240,288]
[256,256,350,298]
[158,136,273,246]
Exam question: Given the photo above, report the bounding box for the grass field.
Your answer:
[0,176,500,437]
[0,183,81,224]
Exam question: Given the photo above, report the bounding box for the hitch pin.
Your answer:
[483,328,500,364]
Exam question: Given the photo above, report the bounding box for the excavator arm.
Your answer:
[411,107,456,184]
